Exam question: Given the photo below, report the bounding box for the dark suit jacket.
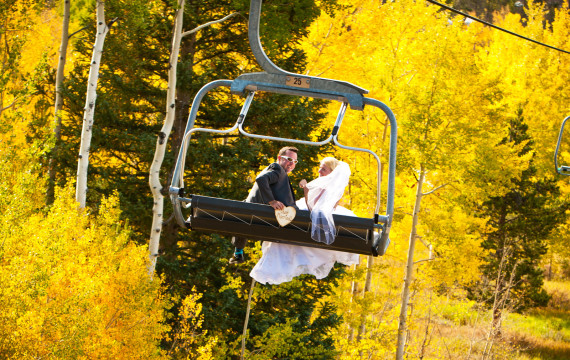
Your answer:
[245,163,296,207]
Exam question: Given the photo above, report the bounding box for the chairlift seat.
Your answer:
[187,194,380,256]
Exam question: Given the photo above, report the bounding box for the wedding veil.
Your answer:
[306,161,351,244]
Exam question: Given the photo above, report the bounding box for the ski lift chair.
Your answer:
[168,0,398,256]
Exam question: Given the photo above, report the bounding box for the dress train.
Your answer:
[250,200,360,285]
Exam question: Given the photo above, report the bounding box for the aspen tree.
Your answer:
[75,0,116,208]
[48,0,71,204]
[148,0,239,273]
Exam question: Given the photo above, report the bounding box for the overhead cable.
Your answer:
[425,0,570,55]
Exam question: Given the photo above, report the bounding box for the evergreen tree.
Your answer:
[472,109,569,321]
[55,0,346,356]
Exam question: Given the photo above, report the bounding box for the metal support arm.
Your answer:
[245,0,368,110]
[555,115,570,175]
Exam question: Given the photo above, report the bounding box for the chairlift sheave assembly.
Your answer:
[555,115,570,175]
[169,0,398,256]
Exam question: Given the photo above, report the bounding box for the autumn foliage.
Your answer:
[0,183,168,358]
[2,0,570,358]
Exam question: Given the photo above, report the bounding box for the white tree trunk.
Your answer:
[75,0,112,208]
[396,167,425,359]
[360,256,373,332]
[147,8,239,274]
[148,0,186,274]
[357,255,374,358]
[48,0,71,203]
[54,0,70,140]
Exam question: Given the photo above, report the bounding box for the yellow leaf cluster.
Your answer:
[0,185,170,359]
[299,0,570,355]
[169,288,218,359]
[1,4,63,149]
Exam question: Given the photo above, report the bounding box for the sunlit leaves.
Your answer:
[0,186,170,358]
[299,0,570,356]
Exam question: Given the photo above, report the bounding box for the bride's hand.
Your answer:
[299,179,307,189]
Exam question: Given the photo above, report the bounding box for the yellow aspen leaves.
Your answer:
[0,186,170,359]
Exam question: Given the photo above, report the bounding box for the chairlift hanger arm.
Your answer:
[170,80,232,228]
[171,80,233,190]
[555,115,570,176]
[244,0,368,110]
[332,97,397,252]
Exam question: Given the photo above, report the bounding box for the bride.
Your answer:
[250,157,360,285]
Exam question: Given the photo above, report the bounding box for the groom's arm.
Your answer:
[255,165,280,204]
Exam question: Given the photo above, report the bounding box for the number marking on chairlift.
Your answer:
[286,76,310,89]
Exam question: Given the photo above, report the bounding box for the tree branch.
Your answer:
[413,257,436,265]
[0,98,19,113]
[181,12,241,38]
[422,183,447,196]
[68,25,90,39]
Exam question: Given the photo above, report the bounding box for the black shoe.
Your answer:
[229,252,245,264]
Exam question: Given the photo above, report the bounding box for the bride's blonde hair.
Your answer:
[320,157,340,171]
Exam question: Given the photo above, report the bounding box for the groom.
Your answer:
[229,146,299,264]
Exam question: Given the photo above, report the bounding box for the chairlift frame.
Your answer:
[169,0,398,256]
[555,115,570,175]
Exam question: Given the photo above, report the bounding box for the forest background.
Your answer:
[2,0,570,358]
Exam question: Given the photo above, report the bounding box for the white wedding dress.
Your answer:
[250,199,360,285]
